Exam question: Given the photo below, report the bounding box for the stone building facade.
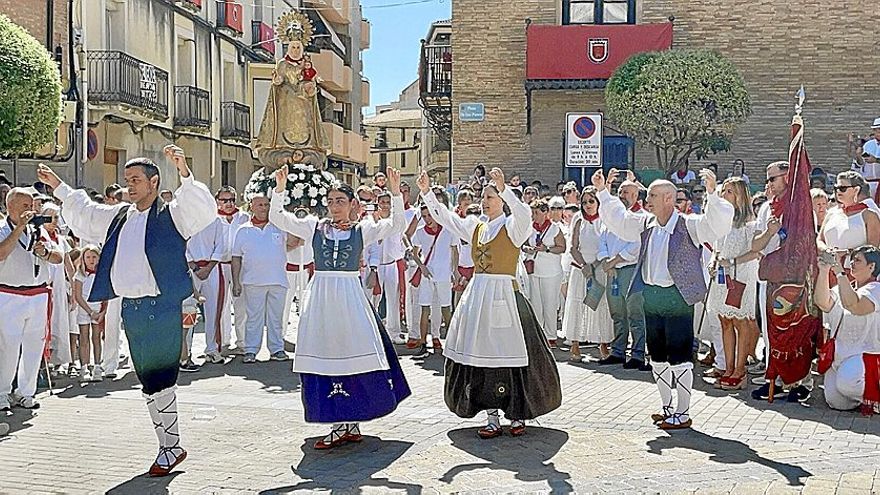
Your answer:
[451,0,879,185]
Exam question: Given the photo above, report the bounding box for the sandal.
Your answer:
[721,375,745,391]
[477,423,503,439]
[509,420,526,437]
[314,424,349,449]
[342,423,363,443]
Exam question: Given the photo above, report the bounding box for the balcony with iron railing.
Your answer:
[87,50,169,120]
[252,21,276,61]
[174,86,210,129]
[220,101,250,141]
[419,44,452,99]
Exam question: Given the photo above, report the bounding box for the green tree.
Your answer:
[0,14,63,156]
[605,49,752,175]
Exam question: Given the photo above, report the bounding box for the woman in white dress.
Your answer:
[416,168,561,439]
[562,187,612,361]
[706,178,760,390]
[815,245,880,413]
[819,172,880,278]
[268,166,410,450]
[522,199,567,346]
[40,203,72,370]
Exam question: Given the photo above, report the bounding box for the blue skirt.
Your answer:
[300,326,411,423]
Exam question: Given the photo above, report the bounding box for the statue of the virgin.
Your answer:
[253,11,330,170]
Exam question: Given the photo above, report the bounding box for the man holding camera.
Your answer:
[0,188,64,411]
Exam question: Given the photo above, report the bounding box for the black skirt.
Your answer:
[444,291,563,420]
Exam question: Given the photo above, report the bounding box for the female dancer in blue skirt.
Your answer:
[269,166,411,449]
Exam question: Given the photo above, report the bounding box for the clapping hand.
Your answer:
[36,163,62,190]
[387,167,401,195]
[700,168,717,194]
[488,168,505,193]
[416,171,431,194]
[275,165,289,193]
[163,145,190,177]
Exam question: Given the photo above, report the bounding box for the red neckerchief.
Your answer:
[630,202,642,213]
[770,188,787,218]
[455,207,466,218]
[844,203,869,215]
[251,218,269,227]
[42,231,58,244]
[85,268,96,275]
[330,219,354,231]
[532,219,552,247]
[677,170,687,179]
[425,223,443,236]
[584,213,599,222]
[218,207,239,218]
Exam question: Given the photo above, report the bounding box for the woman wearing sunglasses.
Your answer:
[819,172,880,279]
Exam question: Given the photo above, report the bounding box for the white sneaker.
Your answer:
[80,367,92,383]
[91,365,103,382]
[204,351,224,364]
[0,395,10,411]
[391,333,407,345]
[16,396,40,410]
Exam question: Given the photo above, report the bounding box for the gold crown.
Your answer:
[276,11,314,45]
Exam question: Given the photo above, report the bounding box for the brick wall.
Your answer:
[0,0,70,75]
[452,0,880,185]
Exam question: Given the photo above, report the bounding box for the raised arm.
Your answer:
[593,169,648,243]
[361,168,406,246]
[684,169,734,246]
[168,174,217,239]
[500,185,533,247]
[418,172,478,244]
[46,181,126,245]
[268,189,319,240]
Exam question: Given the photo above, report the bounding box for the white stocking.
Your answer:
[651,361,675,417]
[322,423,347,444]
[667,362,694,424]
[486,409,501,430]
[144,393,166,448]
[346,423,361,436]
[150,386,184,468]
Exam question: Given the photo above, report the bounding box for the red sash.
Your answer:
[862,353,880,415]
[286,262,316,280]
[453,266,475,292]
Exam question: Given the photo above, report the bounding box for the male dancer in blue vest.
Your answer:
[593,168,734,430]
[37,145,215,476]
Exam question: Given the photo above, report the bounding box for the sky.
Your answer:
[361,0,451,116]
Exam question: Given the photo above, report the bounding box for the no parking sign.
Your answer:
[565,113,602,168]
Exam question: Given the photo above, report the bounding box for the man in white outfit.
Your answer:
[283,219,314,341]
[186,215,227,364]
[376,191,409,345]
[0,188,63,410]
[231,196,289,364]
[100,185,126,378]
[216,187,250,355]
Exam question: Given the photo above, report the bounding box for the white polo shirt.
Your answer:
[412,226,459,282]
[0,222,51,287]
[232,222,289,288]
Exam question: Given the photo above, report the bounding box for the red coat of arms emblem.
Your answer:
[588,38,609,64]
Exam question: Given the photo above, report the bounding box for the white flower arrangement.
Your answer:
[244,163,336,212]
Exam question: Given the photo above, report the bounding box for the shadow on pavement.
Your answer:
[441,427,573,494]
[646,429,812,486]
[0,408,35,439]
[106,471,182,494]
[260,438,418,494]
[411,352,445,377]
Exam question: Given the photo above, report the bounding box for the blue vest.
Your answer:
[312,222,364,272]
[89,199,192,303]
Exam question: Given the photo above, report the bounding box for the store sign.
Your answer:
[459,103,484,122]
[139,63,158,105]
[566,112,602,167]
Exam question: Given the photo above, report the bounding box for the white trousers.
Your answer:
[100,298,124,373]
[283,269,310,341]
[824,356,866,410]
[243,284,287,355]
[405,266,420,339]
[193,266,226,355]
[379,261,405,335]
[0,292,49,399]
[528,274,563,340]
[222,263,247,349]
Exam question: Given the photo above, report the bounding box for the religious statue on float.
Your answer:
[253,11,329,170]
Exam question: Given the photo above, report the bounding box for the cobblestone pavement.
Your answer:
[2,320,880,495]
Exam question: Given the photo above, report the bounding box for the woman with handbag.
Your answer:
[706,178,761,390]
[561,187,614,362]
[522,199,567,347]
[815,245,880,413]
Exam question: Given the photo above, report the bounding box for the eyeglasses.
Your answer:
[834,185,857,192]
[550,206,563,210]
[676,198,688,203]
[218,198,235,203]
[765,175,783,185]
[581,199,597,205]
[693,189,705,194]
